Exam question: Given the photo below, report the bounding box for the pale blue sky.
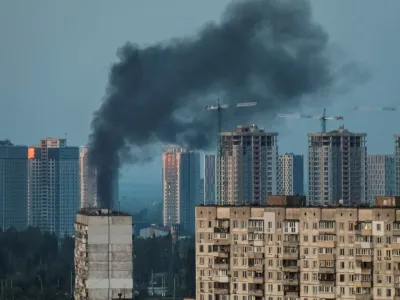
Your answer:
[1,0,399,184]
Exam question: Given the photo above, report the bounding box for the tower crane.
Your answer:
[354,106,397,112]
[277,108,344,133]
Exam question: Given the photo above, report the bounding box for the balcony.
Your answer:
[282,264,299,273]
[214,226,230,233]
[319,267,335,274]
[282,252,298,260]
[212,245,230,258]
[354,281,372,288]
[214,283,229,295]
[248,276,264,284]
[318,273,335,282]
[282,240,299,247]
[214,257,229,270]
[213,238,230,245]
[248,264,264,271]
[355,295,372,300]
[283,285,300,297]
[283,276,299,285]
[247,252,264,259]
[248,289,264,297]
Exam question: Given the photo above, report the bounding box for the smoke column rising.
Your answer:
[89,0,363,208]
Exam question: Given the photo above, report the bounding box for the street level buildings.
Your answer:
[277,153,304,196]
[162,147,200,233]
[204,154,216,205]
[74,209,133,300]
[367,154,395,205]
[218,125,278,205]
[0,140,28,230]
[196,196,400,300]
[28,138,80,236]
[308,127,367,206]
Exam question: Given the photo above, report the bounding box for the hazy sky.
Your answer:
[1,0,400,184]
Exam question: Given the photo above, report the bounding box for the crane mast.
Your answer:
[277,108,344,133]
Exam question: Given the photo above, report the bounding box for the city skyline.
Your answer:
[1,1,400,185]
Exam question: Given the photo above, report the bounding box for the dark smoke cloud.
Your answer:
[89,0,365,208]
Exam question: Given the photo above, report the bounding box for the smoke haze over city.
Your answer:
[88,0,366,208]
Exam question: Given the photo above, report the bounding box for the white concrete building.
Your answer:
[162,147,200,233]
[74,209,133,300]
[277,153,304,196]
[28,138,80,236]
[308,127,367,206]
[367,154,395,204]
[218,125,278,205]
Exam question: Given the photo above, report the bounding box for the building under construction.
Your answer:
[74,208,133,300]
[308,127,367,206]
[218,125,278,205]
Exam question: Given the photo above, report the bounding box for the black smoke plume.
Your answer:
[89,0,365,208]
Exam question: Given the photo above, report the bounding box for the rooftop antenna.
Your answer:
[277,108,344,133]
[204,99,257,204]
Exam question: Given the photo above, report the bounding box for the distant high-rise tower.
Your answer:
[367,154,395,204]
[218,125,278,205]
[162,147,200,233]
[277,153,304,196]
[308,127,367,206]
[204,154,216,205]
[79,145,119,210]
[28,138,80,236]
[395,135,400,196]
[199,178,204,204]
[0,140,28,230]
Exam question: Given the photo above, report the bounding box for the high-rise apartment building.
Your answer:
[0,140,28,230]
[277,153,304,196]
[204,154,216,205]
[200,178,205,204]
[79,146,98,208]
[218,125,278,205]
[79,145,119,210]
[196,196,400,300]
[162,147,200,233]
[74,208,133,300]
[308,127,367,206]
[367,154,395,204]
[395,134,400,196]
[28,138,80,236]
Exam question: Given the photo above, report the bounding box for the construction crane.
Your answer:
[204,99,258,137]
[277,108,344,133]
[354,105,397,112]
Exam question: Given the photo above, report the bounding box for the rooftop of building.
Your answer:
[221,124,278,136]
[197,195,400,209]
[307,127,367,137]
[77,208,131,217]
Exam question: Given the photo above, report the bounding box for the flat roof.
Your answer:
[77,208,131,217]
[196,204,398,209]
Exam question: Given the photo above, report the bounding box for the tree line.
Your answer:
[0,227,195,300]
[0,227,74,300]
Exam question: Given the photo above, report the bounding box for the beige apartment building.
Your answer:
[74,208,133,300]
[196,196,400,300]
